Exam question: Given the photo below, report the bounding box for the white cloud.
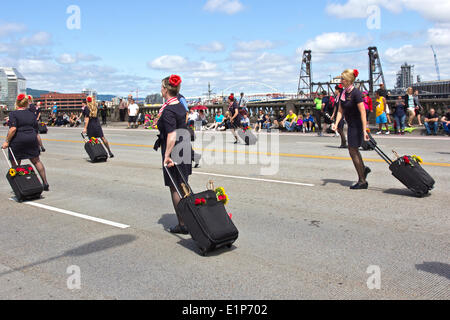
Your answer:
[19,32,52,46]
[148,55,221,80]
[204,0,244,15]
[76,53,101,62]
[0,23,26,37]
[326,0,450,23]
[299,32,370,54]
[0,43,11,53]
[17,59,62,74]
[58,53,77,64]
[236,40,276,51]
[383,44,450,83]
[427,26,450,46]
[230,51,258,60]
[149,55,188,70]
[57,53,102,64]
[196,41,225,52]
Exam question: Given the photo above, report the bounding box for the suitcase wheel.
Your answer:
[201,249,208,257]
[227,244,233,249]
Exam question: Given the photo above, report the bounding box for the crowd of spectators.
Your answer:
[3,89,450,137]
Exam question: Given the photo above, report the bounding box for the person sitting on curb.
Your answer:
[272,110,285,130]
[295,114,304,132]
[441,106,450,136]
[424,108,439,136]
[284,110,298,132]
[262,114,272,132]
[303,112,315,133]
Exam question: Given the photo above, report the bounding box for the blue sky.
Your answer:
[1,0,448,97]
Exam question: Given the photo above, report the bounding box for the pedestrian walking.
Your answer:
[332,69,371,190]
[228,95,242,144]
[2,94,50,191]
[155,75,192,234]
[82,96,114,158]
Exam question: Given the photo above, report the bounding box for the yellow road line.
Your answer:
[2,136,449,167]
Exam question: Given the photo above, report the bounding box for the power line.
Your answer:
[313,48,367,55]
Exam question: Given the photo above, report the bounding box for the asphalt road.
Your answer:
[0,126,449,300]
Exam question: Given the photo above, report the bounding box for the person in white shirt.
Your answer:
[239,92,248,115]
[127,99,139,129]
[187,110,199,127]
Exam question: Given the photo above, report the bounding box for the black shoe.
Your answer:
[41,147,46,152]
[350,182,368,190]
[234,140,238,144]
[169,225,189,235]
[364,167,372,180]
[339,144,348,149]
[109,153,114,158]
[43,184,50,192]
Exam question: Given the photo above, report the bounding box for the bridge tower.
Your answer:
[297,50,312,97]
[368,47,386,94]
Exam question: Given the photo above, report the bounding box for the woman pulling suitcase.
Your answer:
[2,94,50,191]
[155,75,193,235]
[332,69,371,190]
[82,96,114,158]
[228,95,242,144]
[28,97,46,152]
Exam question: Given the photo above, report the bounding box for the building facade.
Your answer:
[413,80,450,95]
[82,88,97,99]
[34,93,88,110]
[396,63,414,90]
[0,67,27,110]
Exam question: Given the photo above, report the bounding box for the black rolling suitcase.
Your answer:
[82,133,108,163]
[238,128,257,145]
[165,165,239,256]
[3,148,43,202]
[38,123,48,134]
[368,136,435,197]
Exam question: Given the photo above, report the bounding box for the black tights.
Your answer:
[170,186,185,227]
[101,137,113,155]
[348,147,366,183]
[314,110,322,131]
[338,127,347,146]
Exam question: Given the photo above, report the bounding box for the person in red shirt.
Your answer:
[363,91,373,122]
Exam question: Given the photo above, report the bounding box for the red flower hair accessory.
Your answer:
[17,94,26,101]
[28,95,33,100]
[338,84,343,89]
[169,75,182,87]
[403,156,410,165]
[353,69,359,78]
[87,97,93,103]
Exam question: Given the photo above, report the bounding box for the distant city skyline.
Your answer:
[1,0,449,97]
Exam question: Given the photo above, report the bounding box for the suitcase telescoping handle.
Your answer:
[2,147,17,168]
[81,132,89,143]
[164,164,194,199]
[369,135,393,165]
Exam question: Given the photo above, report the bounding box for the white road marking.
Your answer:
[192,171,315,187]
[9,199,130,229]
